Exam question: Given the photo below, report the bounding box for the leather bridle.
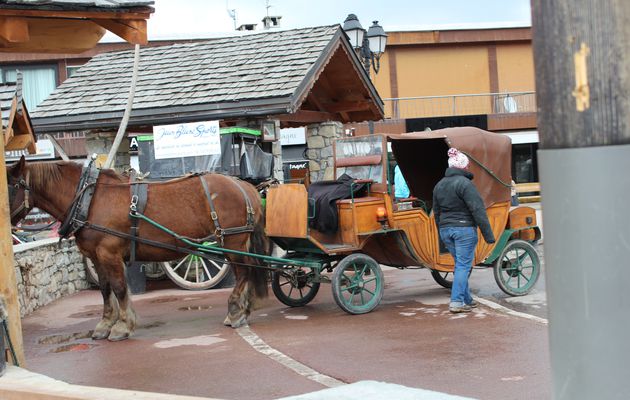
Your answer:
[8,169,32,221]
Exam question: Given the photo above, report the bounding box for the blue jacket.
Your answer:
[394,165,410,199]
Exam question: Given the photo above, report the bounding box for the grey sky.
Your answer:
[103,0,532,41]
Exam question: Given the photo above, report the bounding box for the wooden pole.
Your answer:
[0,135,25,366]
[531,1,630,398]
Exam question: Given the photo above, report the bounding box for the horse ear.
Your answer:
[10,155,26,177]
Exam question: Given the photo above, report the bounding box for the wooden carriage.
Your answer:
[265,127,541,313]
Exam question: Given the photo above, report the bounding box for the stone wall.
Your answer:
[13,238,91,317]
[306,121,342,183]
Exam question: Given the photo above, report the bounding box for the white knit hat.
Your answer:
[447,148,469,169]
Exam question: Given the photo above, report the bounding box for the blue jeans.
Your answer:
[439,226,478,307]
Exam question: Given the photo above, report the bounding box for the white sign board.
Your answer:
[153,121,221,160]
[280,127,306,146]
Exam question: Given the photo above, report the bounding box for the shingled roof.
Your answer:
[31,25,384,132]
[1,73,36,153]
[0,0,154,12]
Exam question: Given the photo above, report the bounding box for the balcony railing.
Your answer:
[383,91,536,119]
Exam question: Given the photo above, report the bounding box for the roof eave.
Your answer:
[31,96,294,133]
[289,26,384,121]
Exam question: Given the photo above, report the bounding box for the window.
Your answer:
[1,65,57,111]
[66,65,82,78]
[512,143,539,183]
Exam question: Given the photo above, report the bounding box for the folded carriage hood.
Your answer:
[388,127,512,208]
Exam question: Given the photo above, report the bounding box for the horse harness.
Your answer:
[122,173,255,262]
[58,160,101,239]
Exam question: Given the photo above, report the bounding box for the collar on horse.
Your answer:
[58,160,101,239]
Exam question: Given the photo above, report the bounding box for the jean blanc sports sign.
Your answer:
[152,121,220,159]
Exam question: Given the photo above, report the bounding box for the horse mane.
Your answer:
[28,162,67,194]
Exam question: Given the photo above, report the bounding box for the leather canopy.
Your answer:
[388,127,512,207]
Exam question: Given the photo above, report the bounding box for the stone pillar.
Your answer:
[271,120,283,182]
[85,130,131,171]
[306,121,342,183]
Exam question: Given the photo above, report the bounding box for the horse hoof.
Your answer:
[92,329,110,340]
[230,316,248,328]
[108,321,132,341]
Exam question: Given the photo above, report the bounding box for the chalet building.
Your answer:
[0,23,539,184]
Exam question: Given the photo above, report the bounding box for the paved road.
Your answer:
[21,261,551,400]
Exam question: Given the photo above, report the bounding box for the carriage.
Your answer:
[6,126,541,340]
[264,126,541,314]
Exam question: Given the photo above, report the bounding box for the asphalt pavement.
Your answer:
[12,203,550,400]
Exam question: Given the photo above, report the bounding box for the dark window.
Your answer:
[512,143,538,183]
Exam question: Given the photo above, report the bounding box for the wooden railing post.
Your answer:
[0,137,25,367]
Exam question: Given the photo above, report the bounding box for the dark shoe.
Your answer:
[467,300,478,308]
[449,304,472,313]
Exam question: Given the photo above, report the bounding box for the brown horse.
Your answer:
[7,157,271,341]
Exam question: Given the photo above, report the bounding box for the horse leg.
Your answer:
[96,250,137,341]
[92,283,119,340]
[90,259,119,340]
[224,263,252,328]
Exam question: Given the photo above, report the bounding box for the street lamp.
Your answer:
[342,14,388,75]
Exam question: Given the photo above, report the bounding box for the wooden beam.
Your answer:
[0,18,106,54]
[0,17,29,43]
[5,133,34,151]
[277,110,338,123]
[3,98,16,146]
[0,137,26,367]
[0,8,153,20]
[322,100,371,113]
[306,92,326,112]
[92,18,147,45]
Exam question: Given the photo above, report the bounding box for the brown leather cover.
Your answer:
[388,127,512,207]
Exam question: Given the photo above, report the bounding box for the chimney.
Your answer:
[236,23,257,31]
[262,15,281,29]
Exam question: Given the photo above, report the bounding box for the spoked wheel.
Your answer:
[144,263,166,280]
[272,267,321,307]
[430,268,473,289]
[493,239,541,296]
[431,270,453,288]
[332,253,384,314]
[162,254,231,290]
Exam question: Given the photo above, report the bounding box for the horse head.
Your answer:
[6,155,33,225]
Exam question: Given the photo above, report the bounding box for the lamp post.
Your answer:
[342,14,388,75]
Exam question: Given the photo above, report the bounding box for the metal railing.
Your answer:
[383,91,536,119]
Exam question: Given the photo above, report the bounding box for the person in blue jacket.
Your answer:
[394,164,410,201]
[432,148,496,313]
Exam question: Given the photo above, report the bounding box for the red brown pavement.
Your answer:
[20,266,551,400]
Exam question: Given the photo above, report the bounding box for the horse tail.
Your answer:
[247,198,272,299]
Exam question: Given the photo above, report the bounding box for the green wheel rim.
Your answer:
[332,254,383,314]
[494,240,540,296]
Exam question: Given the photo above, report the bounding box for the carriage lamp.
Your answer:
[342,14,387,75]
[376,206,389,229]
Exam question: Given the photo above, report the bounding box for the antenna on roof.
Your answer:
[226,0,237,30]
[265,0,272,18]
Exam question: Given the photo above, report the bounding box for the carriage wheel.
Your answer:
[272,267,320,307]
[332,254,384,315]
[493,239,540,296]
[430,267,473,289]
[430,270,453,289]
[162,254,232,291]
